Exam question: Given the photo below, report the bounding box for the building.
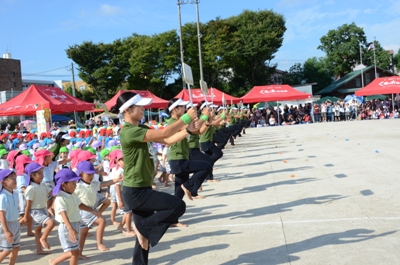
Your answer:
[22,79,68,90]
[0,53,22,92]
[62,80,92,92]
[315,65,396,97]
[271,69,284,84]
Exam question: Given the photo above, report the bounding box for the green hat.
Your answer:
[60,147,69,153]
[100,149,110,159]
[110,146,120,152]
[36,147,46,151]
[84,147,96,155]
[0,149,8,157]
[72,147,80,151]
[21,150,31,156]
[0,144,4,150]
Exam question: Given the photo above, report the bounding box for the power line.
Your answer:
[23,65,71,76]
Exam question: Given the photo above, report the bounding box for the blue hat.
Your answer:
[77,161,96,175]
[24,162,43,176]
[0,169,14,181]
[53,169,81,196]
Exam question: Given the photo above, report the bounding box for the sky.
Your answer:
[0,0,399,82]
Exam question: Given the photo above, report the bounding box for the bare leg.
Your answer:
[35,226,50,255]
[93,217,109,251]
[49,249,79,265]
[110,202,119,225]
[132,224,149,250]
[0,250,11,263]
[124,213,136,237]
[8,247,19,265]
[181,184,193,201]
[98,199,110,214]
[78,227,90,260]
[40,219,55,251]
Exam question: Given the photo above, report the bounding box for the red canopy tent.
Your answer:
[355,76,400,96]
[0,85,94,116]
[174,88,241,104]
[240,85,312,103]
[105,90,168,110]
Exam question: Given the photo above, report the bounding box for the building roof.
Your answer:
[316,66,395,95]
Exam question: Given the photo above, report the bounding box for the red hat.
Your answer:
[99,128,106,136]
[34,149,53,166]
[10,133,18,140]
[106,129,113,136]
[15,155,32,175]
[17,134,23,139]
[69,131,77,137]
[40,132,47,140]
[85,130,92,137]
[78,130,85,138]
[47,132,52,138]
[77,150,96,163]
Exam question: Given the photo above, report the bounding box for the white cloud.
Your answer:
[363,8,374,14]
[99,4,123,16]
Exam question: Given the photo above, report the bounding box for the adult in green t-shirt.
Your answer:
[110,92,197,265]
[166,98,212,201]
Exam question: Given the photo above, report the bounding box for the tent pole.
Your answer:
[277,101,280,126]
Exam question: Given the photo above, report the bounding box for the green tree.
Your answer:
[363,40,391,71]
[65,40,129,101]
[318,22,367,77]
[303,57,334,94]
[63,83,96,103]
[282,63,304,85]
[394,49,400,72]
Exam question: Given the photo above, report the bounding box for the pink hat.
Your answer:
[6,150,21,168]
[34,149,53,166]
[69,149,82,170]
[109,149,123,170]
[15,155,32,175]
[77,150,96,163]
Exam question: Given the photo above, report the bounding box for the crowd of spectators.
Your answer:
[249,97,399,127]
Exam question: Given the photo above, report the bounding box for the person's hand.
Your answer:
[186,108,197,120]
[188,118,199,131]
[68,227,78,243]
[115,174,123,182]
[118,201,124,210]
[5,231,14,244]
[91,210,102,218]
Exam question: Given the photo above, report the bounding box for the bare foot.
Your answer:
[98,244,109,251]
[132,225,149,250]
[40,238,51,249]
[79,255,90,260]
[87,232,94,237]
[117,224,125,233]
[198,186,203,192]
[124,231,136,237]
[49,259,55,265]
[170,222,188,228]
[111,221,120,225]
[193,195,205,199]
[27,232,35,237]
[181,184,193,201]
[207,179,220,182]
[164,183,170,187]
[36,249,51,255]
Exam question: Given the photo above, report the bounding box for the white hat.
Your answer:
[168,98,190,111]
[119,94,153,114]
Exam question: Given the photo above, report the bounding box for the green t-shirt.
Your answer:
[188,134,200,149]
[168,118,189,160]
[199,126,215,143]
[120,122,154,188]
[229,114,236,126]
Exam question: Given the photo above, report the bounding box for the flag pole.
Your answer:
[373,37,377,78]
[360,43,364,87]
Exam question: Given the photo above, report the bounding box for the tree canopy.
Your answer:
[66,9,286,100]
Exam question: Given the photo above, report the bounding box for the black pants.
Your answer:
[122,187,186,265]
[189,148,214,180]
[169,159,212,198]
[200,142,223,163]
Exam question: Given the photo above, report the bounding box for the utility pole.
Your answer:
[70,62,78,123]
[195,0,204,82]
[177,0,186,89]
